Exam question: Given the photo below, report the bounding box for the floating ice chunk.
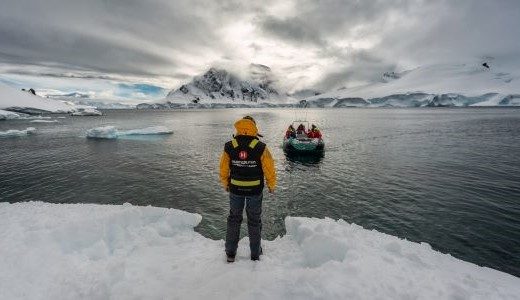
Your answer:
[29,119,58,123]
[0,127,36,137]
[26,116,52,120]
[86,126,173,139]
[71,107,103,116]
[120,126,173,136]
[86,126,118,139]
[0,109,22,120]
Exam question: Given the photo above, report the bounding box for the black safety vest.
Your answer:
[224,135,266,195]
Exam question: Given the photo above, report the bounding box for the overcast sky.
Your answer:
[0,0,518,101]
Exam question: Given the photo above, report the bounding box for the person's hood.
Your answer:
[234,118,258,137]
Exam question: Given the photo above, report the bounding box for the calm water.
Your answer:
[1,108,519,276]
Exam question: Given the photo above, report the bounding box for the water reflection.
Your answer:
[284,152,324,165]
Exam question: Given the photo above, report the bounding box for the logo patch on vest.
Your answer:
[238,150,248,160]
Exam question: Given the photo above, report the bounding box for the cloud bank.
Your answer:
[0,0,518,99]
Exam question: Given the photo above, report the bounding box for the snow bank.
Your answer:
[0,127,36,137]
[0,202,517,300]
[86,126,173,139]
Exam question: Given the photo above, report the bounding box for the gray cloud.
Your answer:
[0,0,233,77]
[256,0,520,90]
[259,16,325,46]
[0,0,518,97]
[315,50,397,90]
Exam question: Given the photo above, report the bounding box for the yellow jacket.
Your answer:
[219,118,276,191]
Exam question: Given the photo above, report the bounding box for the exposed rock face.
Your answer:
[21,88,37,96]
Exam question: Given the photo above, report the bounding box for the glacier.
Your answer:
[0,202,518,300]
[304,63,520,107]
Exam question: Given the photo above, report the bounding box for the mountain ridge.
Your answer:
[165,64,282,104]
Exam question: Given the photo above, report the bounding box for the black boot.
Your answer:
[251,247,263,261]
[226,252,236,263]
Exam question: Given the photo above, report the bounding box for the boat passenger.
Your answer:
[285,125,296,138]
[296,123,306,135]
[307,124,322,139]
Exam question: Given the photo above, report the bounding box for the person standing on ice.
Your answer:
[219,116,276,262]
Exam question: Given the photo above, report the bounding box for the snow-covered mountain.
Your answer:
[304,62,520,107]
[0,83,78,114]
[164,64,282,104]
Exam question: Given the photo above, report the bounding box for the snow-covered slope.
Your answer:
[164,64,282,105]
[0,84,77,113]
[305,63,520,107]
[0,202,518,299]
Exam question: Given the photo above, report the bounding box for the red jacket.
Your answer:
[307,130,322,139]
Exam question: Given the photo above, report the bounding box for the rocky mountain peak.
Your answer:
[166,65,280,103]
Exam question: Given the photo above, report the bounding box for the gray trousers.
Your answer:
[225,192,263,257]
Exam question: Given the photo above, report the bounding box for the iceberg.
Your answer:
[86,126,173,139]
[86,126,118,139]
[0,127,36,137]
[122,126,174,136]
[29,119,58,123]
[71,107,103,116]
[0,202,518,299]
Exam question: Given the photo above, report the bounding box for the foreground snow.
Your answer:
[0,202,517,300]
[86,126,173,139]
[0,127,36,137]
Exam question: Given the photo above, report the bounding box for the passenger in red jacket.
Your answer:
[285,125,296,138]
[296,123,306,135]
[307,124,322,139]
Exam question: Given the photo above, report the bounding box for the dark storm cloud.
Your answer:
[0,0,231,77]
